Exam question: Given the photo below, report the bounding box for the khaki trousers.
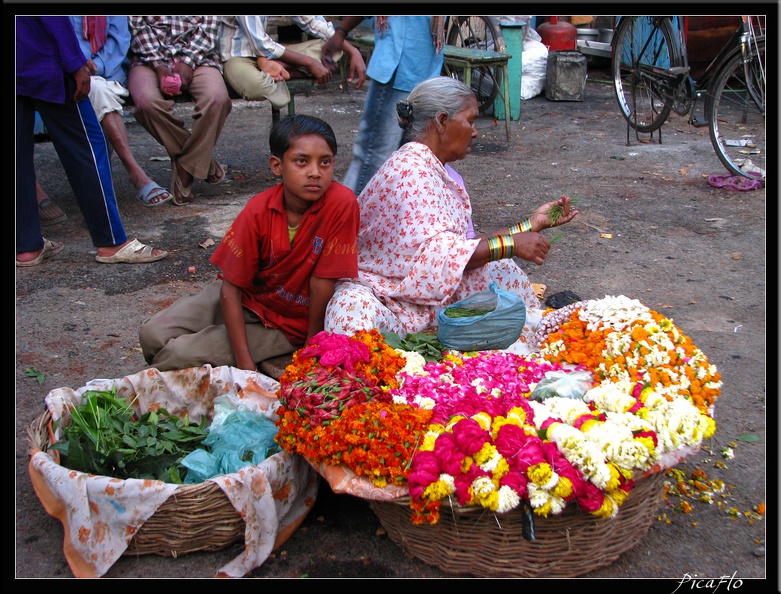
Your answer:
[223,39,341,109]
[139,280,297,371]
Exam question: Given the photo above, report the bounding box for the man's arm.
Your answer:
[219,278,257,371]
[321,16,366,71]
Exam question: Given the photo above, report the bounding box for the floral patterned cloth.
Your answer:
[27,365,318,578]
[325,141,542,350]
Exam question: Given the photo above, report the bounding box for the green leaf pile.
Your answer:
[382,331,445,362]
[49,389,209,483]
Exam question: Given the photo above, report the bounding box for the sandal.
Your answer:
[95,238,168,264]
[135,181,173,207]
[171,160,193,205]
[16,238,64,267]
[39,198,68,226]
[205,159,226,185]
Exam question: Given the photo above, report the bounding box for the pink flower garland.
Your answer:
[398,352,606,522]
[393,352,571,425]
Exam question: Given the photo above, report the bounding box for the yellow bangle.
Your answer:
[508,218,533,234]
[487,234,515,261]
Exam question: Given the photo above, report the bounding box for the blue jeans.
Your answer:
[342,78,409,197]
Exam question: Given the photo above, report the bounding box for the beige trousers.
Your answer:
[223,39,341,109]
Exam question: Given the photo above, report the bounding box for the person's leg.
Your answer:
[342,78,408,196]
[90,77,170,204]
[223,56,290,108]
[176,66,232,181]
[280,39,343,76]
[324,281,405,335]
[128,64,194,190]
[16,95,46,259]
[36,180,68,226]
[42,97,127,248]
[140,279,297,371]
[41,97,165,260]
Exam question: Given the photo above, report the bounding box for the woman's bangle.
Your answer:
[508,218,533,234]
[487,234,515,261]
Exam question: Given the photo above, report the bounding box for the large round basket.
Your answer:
[27,409,245,557]
[370,471,666,578]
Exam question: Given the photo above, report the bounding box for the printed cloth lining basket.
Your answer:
[26,365,318,578]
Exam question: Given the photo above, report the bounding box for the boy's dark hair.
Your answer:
[269,114,338,158]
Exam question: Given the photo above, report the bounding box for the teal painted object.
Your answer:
[495,24,523,120]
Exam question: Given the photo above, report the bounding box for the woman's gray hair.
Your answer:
[397,76,474,141]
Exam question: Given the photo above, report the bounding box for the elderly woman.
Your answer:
[325,76,577,347]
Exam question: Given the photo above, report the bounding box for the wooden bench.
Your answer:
[259,354,295,380]
[350,34,513,141]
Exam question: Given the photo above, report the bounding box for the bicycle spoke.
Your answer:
[612,17,678,132]
[708,38,766,180]
[446,16,503,113]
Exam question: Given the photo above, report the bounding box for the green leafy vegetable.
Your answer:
[49,388,209,483]
[382,331,445,362]
[548,196,583,226]
[443,306,495,318]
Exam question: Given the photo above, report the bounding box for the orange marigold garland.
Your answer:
[537,296,722,414]
[276,401,432,488]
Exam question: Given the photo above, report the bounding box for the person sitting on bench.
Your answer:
[218,16,366,110]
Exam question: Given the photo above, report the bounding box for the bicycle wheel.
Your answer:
[707,38,766,181]
[612,16,680,132]
[444,16,504,113]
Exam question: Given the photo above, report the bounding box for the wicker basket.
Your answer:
[27,409,245,558]
[370,471,666,577]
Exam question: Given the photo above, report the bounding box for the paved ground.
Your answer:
[15,63,769,584]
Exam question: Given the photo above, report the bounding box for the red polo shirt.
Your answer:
[211,181,359,345]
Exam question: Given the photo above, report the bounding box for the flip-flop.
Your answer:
[205,159,226,185]
[171,160,193,206]
[135,181,173,207]
[16,238,64,267]
[95,238,168,264]
[39,198,68,226]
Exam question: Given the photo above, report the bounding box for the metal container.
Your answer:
[597,28,613,43]
[576,28,599,42]
[545,51,588,102]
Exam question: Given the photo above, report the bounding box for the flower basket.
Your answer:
[26,365,318,578]
[369,471,666,578]
[275,298,722,577]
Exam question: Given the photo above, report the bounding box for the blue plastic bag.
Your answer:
[436,282,527,351]
[181,396,281,483]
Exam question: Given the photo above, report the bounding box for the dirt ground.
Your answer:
[15,64,768,584]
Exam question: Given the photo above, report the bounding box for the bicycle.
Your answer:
[443,16,505,113]
[611,15,766,181]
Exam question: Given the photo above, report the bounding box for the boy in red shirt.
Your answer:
[139,114,359,371]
